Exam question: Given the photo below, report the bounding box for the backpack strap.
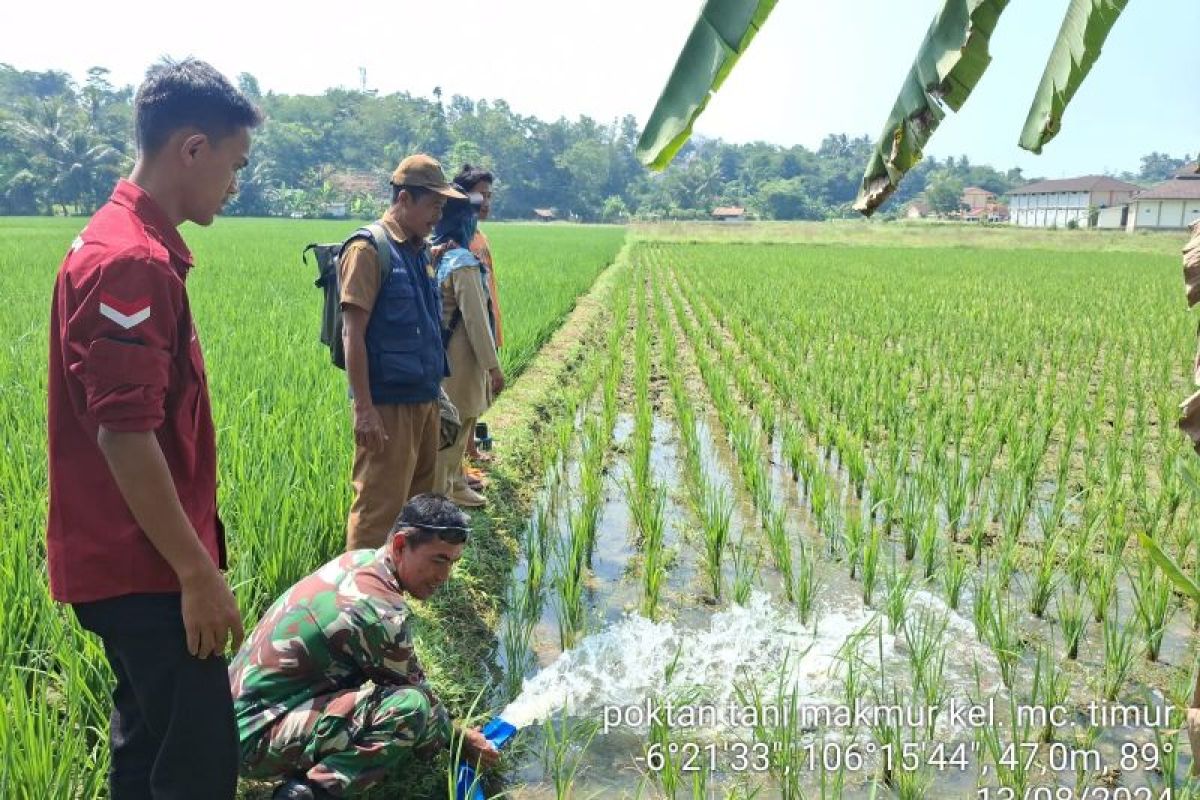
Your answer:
[360,222,392,286]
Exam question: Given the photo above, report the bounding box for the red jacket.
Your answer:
[47,179,224,603]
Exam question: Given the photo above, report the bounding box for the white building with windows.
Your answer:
[1008,175,1140,228]
[1127,166,1200,231]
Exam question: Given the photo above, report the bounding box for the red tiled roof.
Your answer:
[1009,175,1141,195]
[1132,176,1200,201]
[712,206,745,216]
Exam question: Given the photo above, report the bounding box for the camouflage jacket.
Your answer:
[229,546,446,744]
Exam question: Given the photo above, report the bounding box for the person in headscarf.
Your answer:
[454,166,502,487]
[431,191,504,507]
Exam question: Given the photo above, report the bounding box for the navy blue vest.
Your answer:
[364,233,446,405]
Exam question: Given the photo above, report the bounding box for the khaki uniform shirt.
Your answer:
[440,261,499,419]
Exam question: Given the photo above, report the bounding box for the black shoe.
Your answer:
[272,778,337,800]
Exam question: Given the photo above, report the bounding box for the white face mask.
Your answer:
[468,192,485,208]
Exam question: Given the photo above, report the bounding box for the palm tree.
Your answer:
[3,97,124,214]
[636,0,1137,215]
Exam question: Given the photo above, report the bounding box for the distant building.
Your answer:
[711,206,746,222]
[1008,176,1140,228]
[961,186,996,211]
[533,208,557,222]
[904,200,932,219]
[1096,205,1129,229]
[1127,165,1200,231]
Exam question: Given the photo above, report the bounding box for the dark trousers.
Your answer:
[73,592,238,800]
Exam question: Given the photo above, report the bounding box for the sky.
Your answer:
[4,0,1196,178]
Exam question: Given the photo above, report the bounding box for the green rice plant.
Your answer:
[892,743,934,800]
[843,505,866,580]
[940,546,968,610]
[1056,589,1089,660]
[1088,552,1120,623]
[499,585,537,700]
[967,509,989,567]
[731,536,761,606]
[699,485,732,601]
[1064,517,1098,594]
[1150,714,1185,793]
[1027,526,1063,619]
[979,581,1021,689]
[1100,616,1138,701]
[903,606,948,733]
[554,520,590,650]
[1029,643,1069,742]
[763,507,796,604]
[940,458,970,538]
[794,539,820,627]
[994,528,1020,591]
[975,692,1035,797]
[1128,552,1172,662]
[917,511,939,580]
[818,502,842,559]
[639,491,668,620]
[736,652,809,800]
[861,523,882,606]
[540,717,599,800]
[883,566,914,634]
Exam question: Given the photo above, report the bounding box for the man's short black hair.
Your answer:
[392,183,433,204]
[388,494,470,548]
[135,58,262,154]
[453,164,494,192]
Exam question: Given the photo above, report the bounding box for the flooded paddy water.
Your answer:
[483,246,1199,799]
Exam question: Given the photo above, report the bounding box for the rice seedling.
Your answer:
[861,523,882,606]
[940,546,968,610]
[1128,551,1173,662]
[699,485,732,600]
[762,507,796,604]
[917,512,939,580]
[1057,589,1089,661]
[979,579,1021,689]
[1027,526,1064,619]
[883,566,914,634]
[902,607,948,733]
[794,539,820,627]
[1029,643,1069,742]
[541,717,599,800]
[1101,616,1138,701]
[1088,553,1121,623]
[499,585,538,699]
[842,505,866,580]
[638,490,669,619]
[975,692,1036,797]
[730,536,761,606]
[737,652,809,800]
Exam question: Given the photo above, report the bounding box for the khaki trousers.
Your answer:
[435,415,477,496]
[346,401,439,551]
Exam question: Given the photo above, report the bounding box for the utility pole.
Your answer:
[359,67,367,92]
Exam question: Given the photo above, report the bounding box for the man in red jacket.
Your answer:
[47,58,260,799]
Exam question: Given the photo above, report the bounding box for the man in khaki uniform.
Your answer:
[432,193,504,507]
[341,155,466,550]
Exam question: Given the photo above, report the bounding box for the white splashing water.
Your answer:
[501,590,1001,732]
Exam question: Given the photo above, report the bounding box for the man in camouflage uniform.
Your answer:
[229,494,499,799]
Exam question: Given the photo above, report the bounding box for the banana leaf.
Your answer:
[1138,531,1200,604]
[854,0,1009,216]
[636,0,778,170]
[1019,0,1129,154]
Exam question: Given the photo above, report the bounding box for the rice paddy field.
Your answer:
[2,215,1199,799]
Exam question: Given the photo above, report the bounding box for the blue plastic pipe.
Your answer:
[454,717,517,800]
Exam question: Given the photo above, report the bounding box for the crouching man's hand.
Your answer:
[462,727,501,769]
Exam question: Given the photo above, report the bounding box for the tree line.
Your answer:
[0,64,1191,222]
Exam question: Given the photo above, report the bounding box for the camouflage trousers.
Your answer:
[241,681,449,795]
